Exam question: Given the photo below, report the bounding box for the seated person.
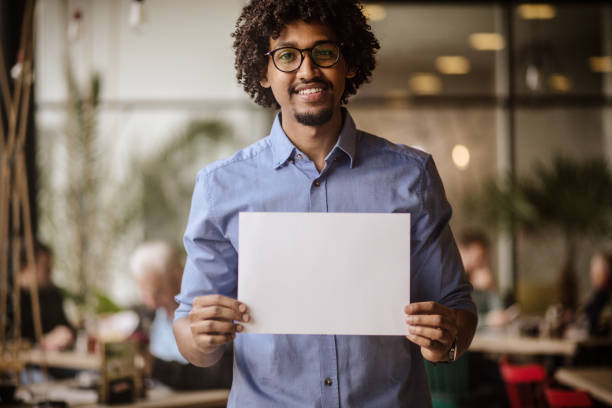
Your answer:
[583,250,612,336]
[129,241,232,390]
[458,230,510,328]
[18,241,74,350]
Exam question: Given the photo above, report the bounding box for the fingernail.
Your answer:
[243,313,250,322]
[236,325,243,332]
[407,325,415,332]
[406,316,414,323]
[239,304,247,312]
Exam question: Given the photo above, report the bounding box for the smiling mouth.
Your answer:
[298,88,324,95]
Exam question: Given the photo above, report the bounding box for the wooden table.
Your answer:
[21,381,229,408]
[22,349,101,371]
[20,351,230,407]
[77,388,230,408]
[555,367,612,406]
[470,330,612,357]
[470,331,577,356]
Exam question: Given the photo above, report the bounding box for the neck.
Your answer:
[281,107,343,172]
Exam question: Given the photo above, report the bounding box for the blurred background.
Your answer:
[2,1,612,406]
[10,0,608,313]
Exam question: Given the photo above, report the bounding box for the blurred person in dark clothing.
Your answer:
[130,242,232,390]
[18,241,74,350]
[583,250,612,336]
[458,230,511,328]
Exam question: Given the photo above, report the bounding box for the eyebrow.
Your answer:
[274,39,334,48]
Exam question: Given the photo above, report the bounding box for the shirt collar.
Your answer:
[334,107,357,168]
[270,114,296,169]
[270,107,357,169]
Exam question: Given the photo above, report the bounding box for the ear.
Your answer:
[346,67,357,79]
[260,74,271,88]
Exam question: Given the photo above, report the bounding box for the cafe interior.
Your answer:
[1,0,612,407]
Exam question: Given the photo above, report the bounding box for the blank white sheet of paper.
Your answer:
[238,212,410,335]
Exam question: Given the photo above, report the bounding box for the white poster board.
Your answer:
[238,212,410,335]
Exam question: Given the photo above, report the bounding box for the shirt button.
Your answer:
[314,180,321,187]
[296,154,303,160]
[324,377,333,386]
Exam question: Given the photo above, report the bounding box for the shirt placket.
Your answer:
[295,152,340,407]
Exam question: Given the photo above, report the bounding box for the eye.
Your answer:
[276,49,298,63]
[313,45,338,61]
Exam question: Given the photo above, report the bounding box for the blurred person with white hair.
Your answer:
[130,241,232,390]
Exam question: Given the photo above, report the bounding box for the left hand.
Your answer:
[404,301,458,362]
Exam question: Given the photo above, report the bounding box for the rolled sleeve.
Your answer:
[174,170,238,321]
[410,156,476,314]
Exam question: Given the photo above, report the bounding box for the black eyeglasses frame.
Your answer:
[265,41,342,73]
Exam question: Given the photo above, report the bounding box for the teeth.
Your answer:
[298,88,323,95]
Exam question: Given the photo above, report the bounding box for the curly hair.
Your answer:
[232,0,380,108]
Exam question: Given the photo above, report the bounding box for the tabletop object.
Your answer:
[555,367,612,406]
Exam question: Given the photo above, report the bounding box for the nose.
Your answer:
[297,51,319,79]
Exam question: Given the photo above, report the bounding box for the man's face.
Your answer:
[260,21,355,127]
[20,252,53,288]
[590,254,611,289]
[459,243,489,273]
[136,272,176,311]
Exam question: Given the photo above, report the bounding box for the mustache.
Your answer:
[290,78,332,94]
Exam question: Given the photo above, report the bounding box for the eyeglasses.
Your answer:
[265,42,341,73]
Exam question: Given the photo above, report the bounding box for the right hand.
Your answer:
[188,294,250,354]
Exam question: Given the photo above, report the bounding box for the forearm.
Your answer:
[173,317,224,367]
[454,309,477,358]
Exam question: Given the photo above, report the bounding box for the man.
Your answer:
[457,231,511,328]
[130,242,232,389]
[19,241,74,351]
[174,1,477,406]
[584,250,612,336]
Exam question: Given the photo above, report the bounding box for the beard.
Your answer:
[294,108,334,127]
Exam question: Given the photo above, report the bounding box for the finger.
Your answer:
[194,294,248,313]
[404,301,449,315]
[405,314,454,330]
[405,332,443,350]
[195,333,235,349]
[407,324,452,344]
[190,304,250,323]
[191,319,239,335]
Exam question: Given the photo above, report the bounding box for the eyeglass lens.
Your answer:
[273,43,339,72]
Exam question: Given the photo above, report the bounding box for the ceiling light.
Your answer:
[469,33,506,51]
[548,74,572,92]
[518,4,556,20]
[452,145,470,170]
[362,4,386,22]
[588,56,612,73]
[435,56,471,75]
[409,73,442,95]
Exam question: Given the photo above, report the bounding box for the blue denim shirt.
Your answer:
[176,109,475,407]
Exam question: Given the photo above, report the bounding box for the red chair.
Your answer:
[545,387,592,408]
[499,358,547,408]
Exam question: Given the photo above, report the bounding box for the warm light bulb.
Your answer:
[469,33,506,51]
[517,4,556,20]
[452,145,470,169]
[589,56,612,73]
[409,73,442,95]
[435,56,471,75]
[548,74,572,92]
